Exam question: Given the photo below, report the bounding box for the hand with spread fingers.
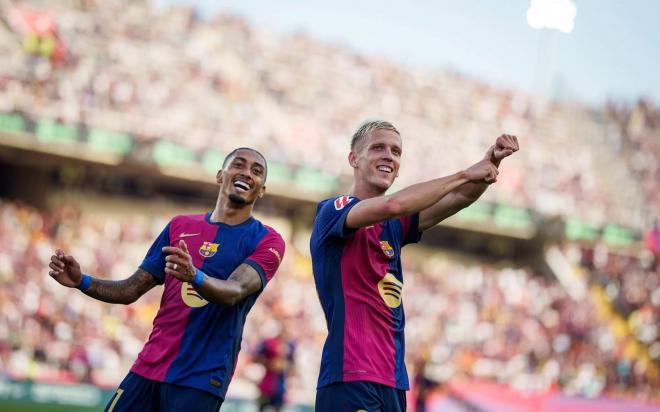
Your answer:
[163,239,196,283]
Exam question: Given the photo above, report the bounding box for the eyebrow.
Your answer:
[232,156,265,169]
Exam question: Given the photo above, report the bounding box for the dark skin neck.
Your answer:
[209,192,254,225]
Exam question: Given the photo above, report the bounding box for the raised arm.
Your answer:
[49,250,158,304]
[345,159,499,229]
[163,241,263,307]
[418,134,519,230]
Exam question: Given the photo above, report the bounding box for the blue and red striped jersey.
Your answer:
[310,196,422,390]
[132,213,285,398]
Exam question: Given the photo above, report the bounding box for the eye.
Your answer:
[253,167,264,176]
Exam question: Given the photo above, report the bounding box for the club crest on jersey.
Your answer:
[199,241,219,258]
[380,241,394,258]
[334,196,353,210]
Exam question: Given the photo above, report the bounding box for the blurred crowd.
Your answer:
[1,199,657,406]
[0,0,656,230]
[576,242,660,372]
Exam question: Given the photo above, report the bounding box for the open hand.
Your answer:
[49,249,83,288]
[163,240,196,283]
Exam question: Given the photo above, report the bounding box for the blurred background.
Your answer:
[0,0,658,411]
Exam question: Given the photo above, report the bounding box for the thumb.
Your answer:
[64,255,76,265]
[179,239,189,253]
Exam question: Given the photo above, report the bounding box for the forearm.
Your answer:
[194,275,249,307]
[83,270,156,305]
[387,171,470,216]
[191,263,262,307]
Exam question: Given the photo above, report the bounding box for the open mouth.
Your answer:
[233,179,251,193]
[376,165,393,174]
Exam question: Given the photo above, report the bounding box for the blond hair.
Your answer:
[350,120,400,151]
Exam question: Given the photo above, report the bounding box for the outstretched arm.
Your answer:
[418,134,519,230]
[163,241,263,307]
[49,250,158,304]
[345,159,499,229]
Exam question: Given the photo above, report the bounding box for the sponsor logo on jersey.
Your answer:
[269,247,282,263]
[334,196,353,210]
[380,240,394,258]
[378,273,403,308]
[180,282,209,308]
[199,241,219,258]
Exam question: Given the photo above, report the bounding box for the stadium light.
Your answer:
[526,0,577,33]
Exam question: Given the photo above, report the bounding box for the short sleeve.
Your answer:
[400,213,422,246]
[138,222,171,284]
[243,228,285,290]
[313,196,361,242]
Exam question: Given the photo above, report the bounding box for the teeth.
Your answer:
[233,181,250,191]
[377,166,393,173]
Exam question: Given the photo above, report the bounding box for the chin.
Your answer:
[228,193,253,205]
[372,179,393,192]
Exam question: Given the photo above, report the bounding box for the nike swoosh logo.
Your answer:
[179,233,200,238]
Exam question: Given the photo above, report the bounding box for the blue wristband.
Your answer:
[192,268,205,287]
[77,273,92,292]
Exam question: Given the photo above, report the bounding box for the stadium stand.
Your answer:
[0,0,658,410]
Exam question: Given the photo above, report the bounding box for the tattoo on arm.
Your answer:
[85,269,158,304]
[226,263,263,299]
[196,263,263,306]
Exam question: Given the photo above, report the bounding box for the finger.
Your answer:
[165,262,182,271]
[162,246,189,258]
[179,240,189,253]
[49,270,60,278]
[51,256,65,268]
[165,255,186,265]
[49,262,63,272]
[165,267,185,279]
[64,255,76,265]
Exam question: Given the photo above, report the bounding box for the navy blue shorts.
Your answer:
[315,381,407,412]
[104,372,223,412]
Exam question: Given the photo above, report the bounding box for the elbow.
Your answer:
[218,296,239,307]
[383,196,407,217]
[215,287,245,307]
[457,192,479,206]
[122,295,139,305]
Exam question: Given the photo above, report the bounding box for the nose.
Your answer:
[381,148,395,161]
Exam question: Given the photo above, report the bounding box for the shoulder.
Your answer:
[170,213,207,226]
[251,221,285,247]
[316,195,358,214]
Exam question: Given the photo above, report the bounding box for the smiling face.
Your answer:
[349,128,402,194]
[217,149,267,206]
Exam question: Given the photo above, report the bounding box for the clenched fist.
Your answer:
[487,134,519,165]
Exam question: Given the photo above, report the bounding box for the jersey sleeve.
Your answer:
[313,196,361,242]
[138,222,171,284]
[400,213,422,246]
[243,228,286,290]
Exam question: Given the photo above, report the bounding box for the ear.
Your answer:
[348,151,357,168]
[216,169,223,184]
[258,185,266,199]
